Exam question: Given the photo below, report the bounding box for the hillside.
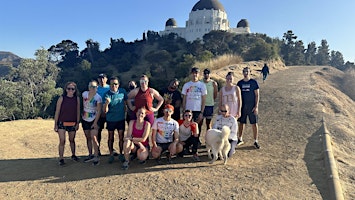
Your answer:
[0,65,354,199]
[0,51,21,76]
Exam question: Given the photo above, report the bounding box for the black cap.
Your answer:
[191,67,200,73]
[203,68,210,74]
[98,73,107,78]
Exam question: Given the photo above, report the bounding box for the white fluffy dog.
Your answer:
[205,126,231,165]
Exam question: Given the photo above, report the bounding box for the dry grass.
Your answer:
[194,54,243,71]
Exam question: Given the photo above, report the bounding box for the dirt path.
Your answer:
[0,66,345,199]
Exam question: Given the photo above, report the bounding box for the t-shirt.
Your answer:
[152,117,179,143]
[212,115,238,141]
[237,79,259,107]
[82,91,102,122]
[178,119,198,142]
[182,81,207,111]
[97,85,110,101]
[104,88,127,122]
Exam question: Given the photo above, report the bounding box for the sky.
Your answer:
[1,0,354,62]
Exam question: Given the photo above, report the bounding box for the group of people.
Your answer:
[53,66,261,169]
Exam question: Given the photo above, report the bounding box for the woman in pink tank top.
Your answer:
[219,72,242,118]
[122,107,151,170]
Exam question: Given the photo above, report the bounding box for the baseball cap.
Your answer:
[191,67,200,73]
[203,68,210,74]
[98,73,107,78]
[164,104,174,111]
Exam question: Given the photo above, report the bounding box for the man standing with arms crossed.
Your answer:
[237,67,260,149]
[182,67,207,143]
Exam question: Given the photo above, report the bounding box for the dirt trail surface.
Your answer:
[0,66,354,200]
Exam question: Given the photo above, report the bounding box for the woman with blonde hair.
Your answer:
[122,107,151,170]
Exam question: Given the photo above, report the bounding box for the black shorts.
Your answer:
[238,105,258,124]
[57,122,76,132]
[203,106,214,119]
[106,120,125,132]
[157,142,172,152]
[98,117,106,130]
[192,111,202,122]
[81,120,99,130]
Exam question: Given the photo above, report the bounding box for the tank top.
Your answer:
[203,80,215,106]
[58,95,78,122]
[134,87,153,114]
[132,120,149,146]
[221,86,239,117]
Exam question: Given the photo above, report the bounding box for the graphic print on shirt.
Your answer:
[241,84,251,92]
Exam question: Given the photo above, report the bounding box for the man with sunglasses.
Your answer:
[104,77,128,163]
[212,104,238,157]
[201,68,218,130]
[237,67,260,149]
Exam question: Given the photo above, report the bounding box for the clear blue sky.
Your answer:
[1,0,354,62]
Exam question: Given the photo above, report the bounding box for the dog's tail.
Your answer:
[221,126,231,139]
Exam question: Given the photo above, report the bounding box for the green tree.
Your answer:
[330,51,345,70]
[316,39,330,65]
[9,49,62,119]
[305,42,317,65]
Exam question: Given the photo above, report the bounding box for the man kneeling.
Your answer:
[151,104,183,164]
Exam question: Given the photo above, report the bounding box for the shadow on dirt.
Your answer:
[0,153,224,183]
[304,125,330,200]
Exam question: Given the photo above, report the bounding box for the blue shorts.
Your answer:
[203,106,214,119]
[106,120,125,131]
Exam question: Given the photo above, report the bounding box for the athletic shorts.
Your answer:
[98,117,106,131]
[106,120,125,131]
[57,121,76,132]
[192,111,202,122]
[81,120,99,130]
[157,142,172,152]
[203,106,214,119]
[238,105,258,124]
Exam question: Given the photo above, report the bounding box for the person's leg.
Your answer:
[136,143,149,161]
[108,130,114,156]
[84,129,93,156]
[91,129,99,157]
[118,130,124,154]
[228,140,237,157]
[68,130,77,157]
[57,129,66,159]
[123,139,134,162]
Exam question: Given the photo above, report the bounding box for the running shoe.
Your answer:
[92,157,100,166]
[108,155,115,164]
[84,155,95,163]
[122,161,129,170]
[254,141,261,149]
[58,159,65,166]
[118,154,125,162]
[71,155,79,162]
[192,154,201,162]
[237,139,244,146]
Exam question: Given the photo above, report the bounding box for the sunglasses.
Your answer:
[66,87,75,91]
[110,83,119,86]
[220,110,227,113]
[140,80,148,84]
[184,114,192,117]
[164,109,173,113]
[89,85,98,89]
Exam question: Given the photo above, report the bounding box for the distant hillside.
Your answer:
[0,51,22,77]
